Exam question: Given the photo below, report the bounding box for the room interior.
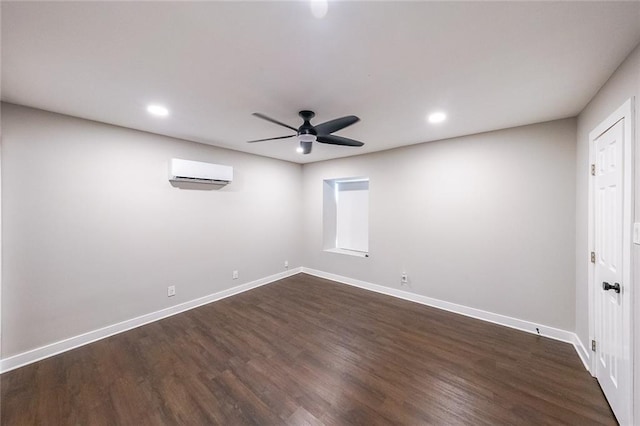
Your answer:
[1,1,640,424]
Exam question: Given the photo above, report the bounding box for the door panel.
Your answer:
[593,119,629,424]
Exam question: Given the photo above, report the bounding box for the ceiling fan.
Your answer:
[248,110,364,154]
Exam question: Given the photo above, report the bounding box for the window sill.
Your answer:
[324,248,369,258]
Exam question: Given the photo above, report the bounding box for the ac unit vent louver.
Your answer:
[169,159,233,185]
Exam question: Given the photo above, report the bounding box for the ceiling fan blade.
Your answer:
[252,113,298,131]
[317,135,364,147]
[247,135,296,143]
[315,115,360,135]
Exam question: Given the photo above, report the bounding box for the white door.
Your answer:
[593,118,631,425]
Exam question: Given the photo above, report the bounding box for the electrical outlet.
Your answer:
[401,272,408,285]
[284,260,289,269]
[167,285,176,297]
[232,270,239,280]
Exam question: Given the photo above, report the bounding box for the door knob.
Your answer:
[602,282,621,293]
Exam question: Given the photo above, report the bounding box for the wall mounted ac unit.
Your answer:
[169,158,233,184]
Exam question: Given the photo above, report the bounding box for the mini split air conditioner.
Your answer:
[169,158,233,184]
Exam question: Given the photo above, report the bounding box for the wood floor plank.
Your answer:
[1,274,616,425]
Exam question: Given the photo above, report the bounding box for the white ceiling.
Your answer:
[2,1,640,164]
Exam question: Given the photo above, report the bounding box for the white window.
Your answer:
[323,177,369,256]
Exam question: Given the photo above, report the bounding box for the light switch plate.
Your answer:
[634,223,640,245]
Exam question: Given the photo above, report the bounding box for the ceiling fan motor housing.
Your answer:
[297,110,317,138]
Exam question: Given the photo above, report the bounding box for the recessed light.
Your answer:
[147,104,169,117]
[428,112,446,124]
[296,146,304,153]
[310,0,328,18]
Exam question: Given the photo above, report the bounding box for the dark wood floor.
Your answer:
[2,274,615,425]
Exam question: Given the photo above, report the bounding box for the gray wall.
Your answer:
[302,119,577,331]
[1,103,303,357]
[576,42,640,422]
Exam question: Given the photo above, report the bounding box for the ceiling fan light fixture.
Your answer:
[298,133,317,143]
[300,141,313,155]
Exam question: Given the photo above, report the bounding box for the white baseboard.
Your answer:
[0,267,302,374]
[572,334,592,372]
[301,268,584,358]
[2,267,590,375]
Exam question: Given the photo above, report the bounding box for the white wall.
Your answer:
[0,103,303,357]
[576,42,640,422]
[302,119,577,331]
[336,180,369,252]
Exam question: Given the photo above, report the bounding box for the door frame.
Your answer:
[587,98,634,423]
